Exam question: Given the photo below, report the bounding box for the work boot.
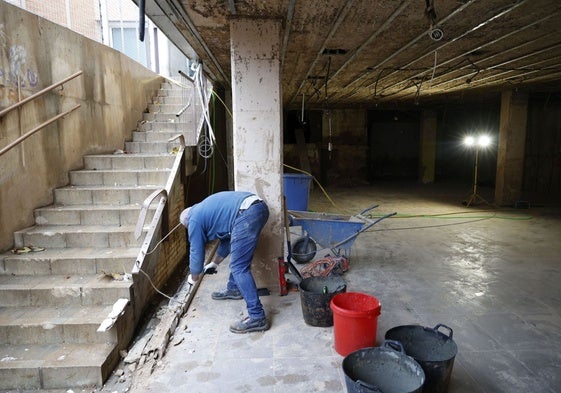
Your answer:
[211,288,243,300]
[229,316,269,334]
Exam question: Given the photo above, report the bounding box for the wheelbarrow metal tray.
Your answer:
[289,210,364,249]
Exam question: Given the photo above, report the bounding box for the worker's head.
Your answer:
[179,207,191,227]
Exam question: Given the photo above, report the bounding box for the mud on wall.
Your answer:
[283,109,369,187]
[0,2,163,251]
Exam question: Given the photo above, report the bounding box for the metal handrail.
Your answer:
[0,104,81,157]
[0,70,83,118]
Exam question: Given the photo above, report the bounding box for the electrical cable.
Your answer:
[145,222,183,255]
[366,215,494,232]
[429,50,438,87]
[137,221,188,303]
[364,211,533,220]
[211,90,232,118]
[193,63,216,159]
[138,267,184,303]
[282,163,345,212]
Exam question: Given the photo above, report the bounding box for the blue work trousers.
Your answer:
[226,201,269,319]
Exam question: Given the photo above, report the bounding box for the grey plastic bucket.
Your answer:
[342,341,425,393]
[385,324,458,393]
[299,276,346,327]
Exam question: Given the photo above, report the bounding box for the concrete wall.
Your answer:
[283,109,369,187]
[0,2,163,251]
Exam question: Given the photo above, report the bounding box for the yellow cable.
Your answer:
[211,90,233,118]
[282,163,348,213]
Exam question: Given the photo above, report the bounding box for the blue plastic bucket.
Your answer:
[283,173,312,211]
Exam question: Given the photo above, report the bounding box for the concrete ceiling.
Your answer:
[141,0,561,109]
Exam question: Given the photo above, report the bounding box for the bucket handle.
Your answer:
[381,339,406,354]
[429,323,454,340]
[355,379,384,393]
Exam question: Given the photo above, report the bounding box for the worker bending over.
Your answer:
[180,191,269,333]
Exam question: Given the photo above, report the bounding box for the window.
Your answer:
[110,26,147,66]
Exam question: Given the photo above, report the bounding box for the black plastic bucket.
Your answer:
[299,276,346,327]
[385,324,458,393]
[342,340,425,393]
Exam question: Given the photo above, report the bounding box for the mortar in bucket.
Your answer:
[385,324,458,393]
[299,276,346,327]
[342,340,425,393]
[330,292,381,356]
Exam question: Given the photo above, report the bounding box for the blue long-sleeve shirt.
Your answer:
[186,191,254,275]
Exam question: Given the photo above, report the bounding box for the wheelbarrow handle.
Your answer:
[331,212,396,250]
[359,204,379,216]
[359,212,397,233]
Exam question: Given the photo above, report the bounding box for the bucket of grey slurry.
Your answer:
[385,323,458,393]
[342,340,425,393]
[299,276,346,327]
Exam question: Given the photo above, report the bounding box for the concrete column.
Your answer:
[495,90,528,205]
[419,110,437,183]
[230,18,283,290]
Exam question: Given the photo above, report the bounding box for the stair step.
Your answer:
[147,103,186,113]
[34,204,154,226]
[83,153,175,170]
[69,168,170,186]
[159,81,187,89]
[138,120,198,134]
[132,130,191,143]
[158,87,192,97]
[13,224,145,249]
[0,342,117,389]
[0,305,117,345]
[143,112,197,122]
[0,274,133,307]
[54,185,161,205]
[0,247,138,276]
[152,95,187,105]
[125,140,184,154]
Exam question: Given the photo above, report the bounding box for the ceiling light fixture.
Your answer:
[425,0,443,41]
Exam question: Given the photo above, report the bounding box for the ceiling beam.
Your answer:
[288,0,356,107]
[375,13,560,99]
[370,0,538,95]
[280,0,296,66]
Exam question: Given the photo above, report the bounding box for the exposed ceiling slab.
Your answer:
[140,0,561,108]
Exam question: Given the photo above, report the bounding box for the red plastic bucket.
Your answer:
[330,292,381,356]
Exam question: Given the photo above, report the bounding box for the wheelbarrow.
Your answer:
[288,205,396,263]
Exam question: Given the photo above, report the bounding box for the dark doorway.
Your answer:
[367,111,420,181]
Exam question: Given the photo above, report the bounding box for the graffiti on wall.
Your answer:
[0,23,40,107]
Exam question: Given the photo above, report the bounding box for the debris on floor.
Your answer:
[10,245,45,254]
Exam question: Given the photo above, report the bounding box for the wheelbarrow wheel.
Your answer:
[292,237,317,264]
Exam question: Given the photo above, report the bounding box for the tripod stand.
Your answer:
[464,147,489,207]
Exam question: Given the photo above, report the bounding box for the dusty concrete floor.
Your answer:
[24,181,561,393]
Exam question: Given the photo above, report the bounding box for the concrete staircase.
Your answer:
[0,79,195,390]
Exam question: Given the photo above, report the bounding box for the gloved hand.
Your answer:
[187,274,196,286]
[203,262,219,275]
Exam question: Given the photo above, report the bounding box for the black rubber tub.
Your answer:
[342,340,425,393]
[385,324,458,393]
[299,276,346,327]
